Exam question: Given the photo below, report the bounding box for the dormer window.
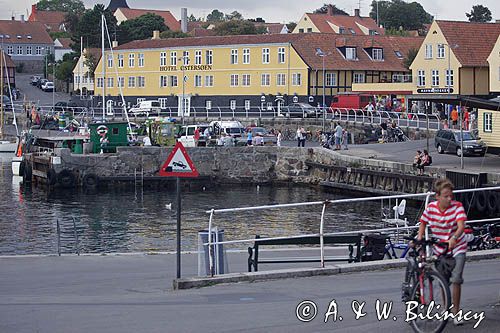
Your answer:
[27,35,32,39]
[16,35,22,39]
[394,51,403,59]
[349,28,356,35]
[369,30,379,36]
[339,27,346,34]
[372,48,383,61]
[346,47,357,60]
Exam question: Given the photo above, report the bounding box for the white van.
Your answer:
[128,100,161,117]
[209,121,245,138]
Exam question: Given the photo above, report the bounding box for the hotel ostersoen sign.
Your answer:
[160,65,213,71]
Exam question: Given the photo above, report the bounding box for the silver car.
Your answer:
[284,103,318,118]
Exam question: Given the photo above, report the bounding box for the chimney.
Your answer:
[181,8,188,33]
[496,19,500,24]
[152,30,160,40]
[20,14,25,22]
[355,8,360,17]
[11,15,15,21]
[327,5,334,16]
[112,40,118,48]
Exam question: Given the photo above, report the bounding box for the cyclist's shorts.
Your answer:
[450,253,466,285]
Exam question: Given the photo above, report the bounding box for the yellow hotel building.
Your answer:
[93,33,422,112]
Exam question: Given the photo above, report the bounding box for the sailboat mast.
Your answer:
[101,14,105,120]
[1,48,4,140]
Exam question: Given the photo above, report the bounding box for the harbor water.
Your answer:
[0,154,423,255]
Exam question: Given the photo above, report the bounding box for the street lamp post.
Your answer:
[316,48,331,131]
[445,43,463,168]
[180,53,189,125]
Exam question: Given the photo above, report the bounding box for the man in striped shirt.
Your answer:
[418,178,467,325]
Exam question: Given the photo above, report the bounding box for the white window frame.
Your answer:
[230,74,239,87]
[195,50,202,65]
[262,48,270,64]
[276,73,286,86]
[170,76,178,87]
[205,100,212,110]
[431,69,439,86]
[230,49,238,64]
[484,112,492,132]
[194,75,202,87]
[107,77,114,88]
[26,46,32,55]
[128,76,135,88]
[417,70,426,86]
[278,47,285,63]
[128,54,135,67]
[326,73,337,86]
[346,47,356,60]
[206,50,213,65]
[137,76,145,88]
[160,52,167,66]
[117,77,124,87]
[205,75,214,87]
[446,69,454,87]
[117,54,123,67]
[437,44,445,59]
[170,51,177,66]
[242,74,251,86]
[17,46,23,55]
[425,44,433,59]
[182,51,189,65]
[372,48,383,61]
[261,73,270,86]
[243,48,250,64]
[230,100,236,110]
[244,100,251,111]
[138,53,144,67]
[353,73,365,83]
[160,75,168,88]
[97,77,104,88]
[107,54,113,68]
[292,73,302,86]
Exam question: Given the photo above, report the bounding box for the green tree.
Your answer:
[83,53,97,77]
[385,27,410,36]
[71,4,118,53]
[287,22,297,32]
[369,0,433,31]
[64,12,80,33]
[118,13,167,44]
[225,11,243,20]
[214,20,265,35]
[36,0,85,13]
[403,48,418,70]
[49,31,71,40]
[314,4,348,15]
[55,59,76,81]
[160,30,190,39]
[206,9,225,22]
[466,4,492,22]
[188,14,201,22]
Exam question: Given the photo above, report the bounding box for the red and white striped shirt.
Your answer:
[419,200,468,256]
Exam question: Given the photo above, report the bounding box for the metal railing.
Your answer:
[203,186,500,276]
[56,217,80,256]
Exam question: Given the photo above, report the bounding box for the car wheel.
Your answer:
[456,147,463,157]
[437,144,444,154]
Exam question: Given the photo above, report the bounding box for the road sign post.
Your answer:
[159,142,199,279]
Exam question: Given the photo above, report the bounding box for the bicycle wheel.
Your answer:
[401,258,417,301]
[408,270,451,333]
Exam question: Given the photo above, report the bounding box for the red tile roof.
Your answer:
[84,48,102,62]
[189,28,216,37]
[0,20,53,44]
[118,8,181,31]
[1,50,16,68]
[254,23,288,34]
[115,33,422,72]
[56,37,72,49]
[436,20,500,67]
[28,10,67,32]
[306,13,384,35]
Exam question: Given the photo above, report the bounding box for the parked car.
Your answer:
[42,81,54,92]
[435,129,486,157]
[250,127,277,145]
[31,75,42,85]
[128,100,161,117]
[330,93,372,110]
[37,79,48,89]
[284,103,317,118]
[0,95,13,112]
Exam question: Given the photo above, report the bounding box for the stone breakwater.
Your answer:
[51,146,445,187]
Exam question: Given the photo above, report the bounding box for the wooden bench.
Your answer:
[247,234,362,272]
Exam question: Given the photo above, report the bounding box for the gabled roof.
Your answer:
[117,8,181,31]
[189,28,216,37]
[254,23,288,34]
[293,34,423,71]
[436,20,500,67]
[0,20,53,44]
[306,13,384,35]
[28,10,67,32]
[83,48,102,62]
[114,33,422,72]
[55,37,72,49]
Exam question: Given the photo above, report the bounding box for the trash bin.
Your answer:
[198,229,228,276]
[361,233,388,261]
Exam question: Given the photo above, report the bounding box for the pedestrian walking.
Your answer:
[276,130,282,147]
[341,127,349,150]
[334,123,342,150]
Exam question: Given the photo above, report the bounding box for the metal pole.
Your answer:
[460,102,464,169]
[426,103,429,152]
[322,55,326,131]
[52,64,55,111]
[176,177,182,279]
[101,14,105,120]
[447,44,451,124]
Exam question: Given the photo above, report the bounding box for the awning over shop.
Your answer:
[407,94,500,110]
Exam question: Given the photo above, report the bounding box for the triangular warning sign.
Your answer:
[159,142,199,177]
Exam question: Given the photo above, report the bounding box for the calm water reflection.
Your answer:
[0,154,422,255]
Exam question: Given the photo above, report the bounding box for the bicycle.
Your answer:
[468,223,500,251]
[402,237,453,333]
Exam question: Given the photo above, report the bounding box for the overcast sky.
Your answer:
[2,0,500,23]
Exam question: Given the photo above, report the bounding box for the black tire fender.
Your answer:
[82,173,99,189]
[58,169,76,188]
[475,191,487,213]
[486,191,499,214]
[46,168,57,186]
[23,163,32,183]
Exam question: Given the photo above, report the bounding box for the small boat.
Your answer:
[12,155,22,175]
